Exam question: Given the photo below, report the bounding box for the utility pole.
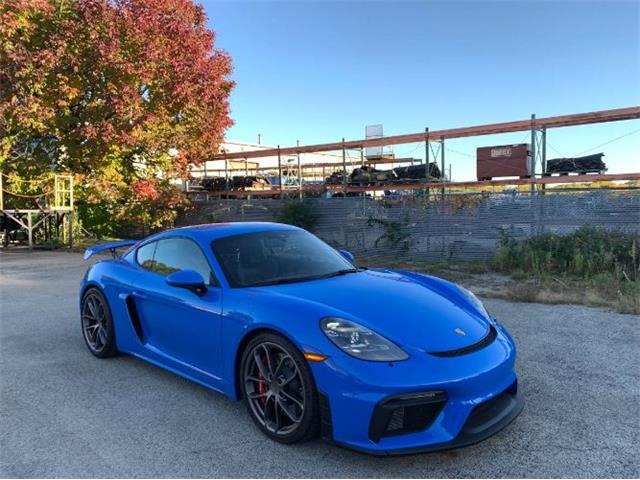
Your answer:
[297,140,302,200]
[440,138,446,205]
[257,133,262,145]
[342,138,347,197]
[530,114,536,193]
[541,127,547,194]
[224,154,228,192]
[424,127,430,201]
[424,128,429,181]
[277,145,282,195]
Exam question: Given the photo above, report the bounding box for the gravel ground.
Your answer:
[1,250,638,478]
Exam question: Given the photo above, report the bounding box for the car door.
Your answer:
[130,236,224,379]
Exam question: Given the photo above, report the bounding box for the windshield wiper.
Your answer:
[318,268,359,279]
[249,276,317,287]
[248,268,360,287]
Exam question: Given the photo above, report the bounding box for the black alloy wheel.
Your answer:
[81,288,118,358]
[241,333,319,443]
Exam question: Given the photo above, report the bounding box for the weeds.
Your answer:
[494,226,640,281]
[366,215,412,254]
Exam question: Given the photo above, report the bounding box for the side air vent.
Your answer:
[428,325,497,358]
[125,295,145,342]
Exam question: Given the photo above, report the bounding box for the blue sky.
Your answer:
[201,0,639,180]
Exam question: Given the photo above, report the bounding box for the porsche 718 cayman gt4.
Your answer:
[80,222,523,455]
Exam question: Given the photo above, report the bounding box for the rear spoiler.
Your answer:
[83,240,138,260]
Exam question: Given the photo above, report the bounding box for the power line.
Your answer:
[573,128,640,156]
[446,147,474,158]
[546,141,566,157]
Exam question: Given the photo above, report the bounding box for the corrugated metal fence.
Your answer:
[177,190,640,262]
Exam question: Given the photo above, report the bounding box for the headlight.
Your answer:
[320,317,408,362]
[460,287,489,318]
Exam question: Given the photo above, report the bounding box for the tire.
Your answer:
[81,287,118,358]
[240,332,319,444]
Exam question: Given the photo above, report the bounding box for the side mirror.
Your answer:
[166,270,207,296]
[338,249,354,262]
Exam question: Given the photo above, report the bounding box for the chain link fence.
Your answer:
[177,190,640,262]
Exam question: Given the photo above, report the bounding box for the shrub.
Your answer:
[494,226,640,281]
[276,200,318,231]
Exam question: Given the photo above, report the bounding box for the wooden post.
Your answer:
[27,212,32,249]
[69,175,74,209]
[68,212,73,249]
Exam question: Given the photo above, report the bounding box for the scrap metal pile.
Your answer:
[192,162,442,192]
[545,153,606,175]
[326,163,441,186]
[197,176,273,192]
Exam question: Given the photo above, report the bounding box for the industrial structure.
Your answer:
[185,106,640,199]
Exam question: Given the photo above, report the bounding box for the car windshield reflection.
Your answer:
[211,230,357,288]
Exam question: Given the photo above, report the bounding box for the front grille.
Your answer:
[369,391,447,442]
[427,325,497,358]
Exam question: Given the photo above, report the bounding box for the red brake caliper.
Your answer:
[257,356,267,406]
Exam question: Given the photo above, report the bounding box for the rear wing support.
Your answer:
[83,240,138,260]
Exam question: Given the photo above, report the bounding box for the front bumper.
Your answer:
[327,384,523,456]
[310,327,522,455]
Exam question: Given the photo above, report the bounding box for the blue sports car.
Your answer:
[80,222,523,455]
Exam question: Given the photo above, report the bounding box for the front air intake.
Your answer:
[368,391,447,442]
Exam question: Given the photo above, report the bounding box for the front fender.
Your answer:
[219,288,352,400]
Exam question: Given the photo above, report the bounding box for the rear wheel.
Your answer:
[81,288,118,358]
[241,333,319,443]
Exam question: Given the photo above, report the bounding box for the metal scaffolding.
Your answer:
[187,106,640,199]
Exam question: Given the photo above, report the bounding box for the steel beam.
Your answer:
[185,173,640,199]
[211,106,640,161]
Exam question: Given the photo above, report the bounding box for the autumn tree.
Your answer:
[0,0,233,234]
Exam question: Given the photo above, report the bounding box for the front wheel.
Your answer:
[241,333,319,444]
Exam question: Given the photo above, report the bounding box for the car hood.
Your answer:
[255,269,491,353]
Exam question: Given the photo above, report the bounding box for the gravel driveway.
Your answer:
[1,251,638,478]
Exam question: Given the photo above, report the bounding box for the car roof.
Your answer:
[152,222,302,243]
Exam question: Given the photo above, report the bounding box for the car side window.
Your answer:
[136,241,157,271]
[151,237,216,285]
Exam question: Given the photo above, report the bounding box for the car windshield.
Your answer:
[211,230,357,287]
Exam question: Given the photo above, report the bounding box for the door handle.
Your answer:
[132,291,148,300]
